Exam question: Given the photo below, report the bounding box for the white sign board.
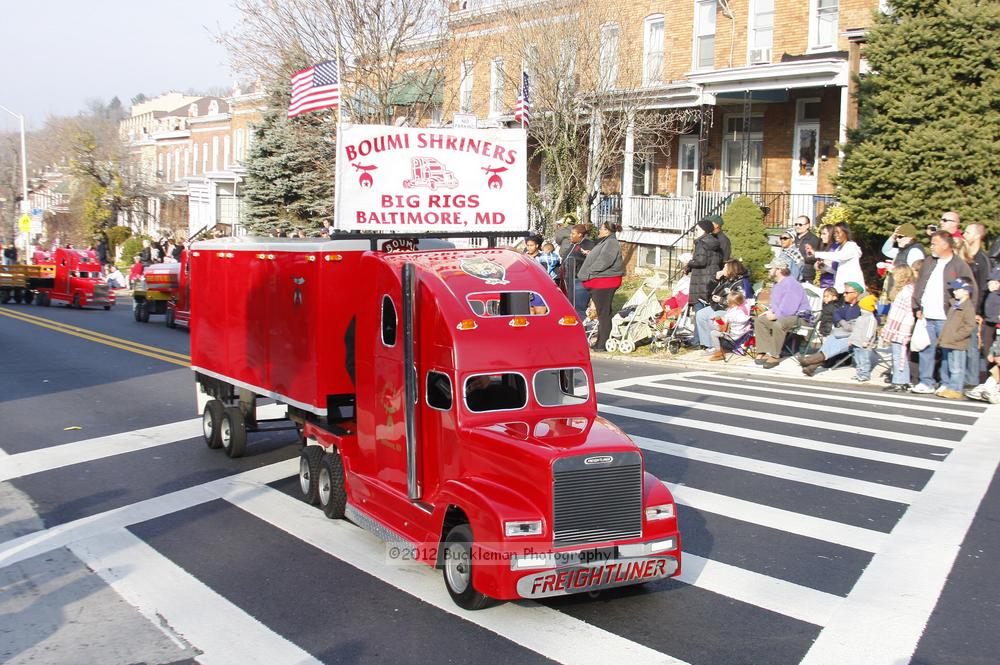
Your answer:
[334,123,528,234]
[452,113,476,129]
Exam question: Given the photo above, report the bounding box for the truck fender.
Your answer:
[643,471,681,542]
[433,476,547,546]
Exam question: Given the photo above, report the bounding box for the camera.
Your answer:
[927,224,938,233]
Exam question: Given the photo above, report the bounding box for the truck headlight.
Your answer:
[505,520,542,537]
[645,504,675,521]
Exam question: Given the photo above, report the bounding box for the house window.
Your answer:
[599,22,619,90]
[183,148,190,178]
[208,100,219,115]
[157,154,164,178]
[459,60,474,113]
[202,142,209,172]
[722,115,764,193]
[212,136,220,171]
[235,129,245,162]
[809,0,839,50]
[223,135,231,168]
[173,148,180,181]
[489,58,504,115]
[642,15,664,85]
[193,143,199,175]
[631,153,654,196]
[748,0,774,64]
[694,0,716,70]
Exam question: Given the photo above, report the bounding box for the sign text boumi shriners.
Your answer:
[334,124,528,234]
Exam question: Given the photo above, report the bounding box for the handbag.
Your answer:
[911,317,931,352]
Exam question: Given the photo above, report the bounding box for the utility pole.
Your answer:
[0,104,30,261]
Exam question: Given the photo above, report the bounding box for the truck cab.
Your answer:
[35,248,115,309]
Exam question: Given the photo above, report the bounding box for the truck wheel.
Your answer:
[442,524,495,610]
[13,290,23,304]
[23,290,34,305]
[0,289,10,304]
[165,307,176,328]
[220,406,247,458]
[72,293,81,309]
[202,400,224,449]
[298,446,324,505]
[317,451,347,519]
[138,301,150,322]
[38,292,50,307]
[103,304,111,311]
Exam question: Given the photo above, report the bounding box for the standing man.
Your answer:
[940,211,963,239]
[753,258,811,369]
[559,224,593,318]
[882,223,926,268]
[911,231,977,394]
[708,215,731,262]
[963,223,991,386]
[793,215,820,282]
[554,214,577,261]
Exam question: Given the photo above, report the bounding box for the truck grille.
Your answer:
[552,452,643,548]
[93,284,109,298]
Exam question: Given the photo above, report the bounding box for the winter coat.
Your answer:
[967,249,991,316]
[913,255,977,316]
[939,299,977,349]
[830,300,861,338]
[716,231,732,262]
[708,272,753,311]
[687,233,723,306]
[577,234,624,282]
[848,310,879,348]
[813,241,864,293]
[797,231,821,282]
[559,238,593,291]
[983,265,1000,323]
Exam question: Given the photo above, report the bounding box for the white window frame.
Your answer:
[692,0,717,71]
[642,14,664,86]
[599,22,619,91]
[808,0,839,52]
[223,135,231,169]
[676,135,699,197]
[192,142,199,175]
[459,60,474,113]
[202,142,208,173]
[747,0,775,64]
[489,57,504,116]
[212,136,220,172]
[721,113,765,193]
[235,128,245,162]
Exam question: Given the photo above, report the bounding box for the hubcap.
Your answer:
[445,542,470,594]
[220,417,231,449]
[202,409,214,441]
[318,467,331,506]
[299,456,312,495]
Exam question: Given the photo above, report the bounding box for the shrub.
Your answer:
[722,196,772,282]
[120,235,146,267]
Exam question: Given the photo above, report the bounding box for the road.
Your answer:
[1,299,998,665]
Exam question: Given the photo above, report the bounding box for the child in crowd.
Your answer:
[818,287,840,336]
[937,278,977,399]
[128,255,144,288]
[707,292,752,361]
[879,266,916,392]
[538,241,561,280]
[848,294,880,382]
[966,328,1000,404]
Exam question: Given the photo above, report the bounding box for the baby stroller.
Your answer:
[656,300,697,354]
[603,274,669,354]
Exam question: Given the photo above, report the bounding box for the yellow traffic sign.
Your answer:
[18,214,31,233]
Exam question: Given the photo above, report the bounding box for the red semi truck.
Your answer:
[0,248,115,309]
[189,236,681,609]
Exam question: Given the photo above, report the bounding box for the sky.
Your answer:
[0,0,243,132]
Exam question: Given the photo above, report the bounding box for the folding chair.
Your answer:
[722,329,757,363]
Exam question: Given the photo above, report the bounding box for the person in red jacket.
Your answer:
[128,255,144,288]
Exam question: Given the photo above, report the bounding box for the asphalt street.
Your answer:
[1,298,999,665]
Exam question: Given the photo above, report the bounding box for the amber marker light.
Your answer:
[558,316,579,326]
[456,319,478,330]
[324,254,343,262]
[509,317,529,327]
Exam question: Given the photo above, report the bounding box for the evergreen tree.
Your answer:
[722,196,772,282]
[836,0,1000,236]
[242,84,337,235]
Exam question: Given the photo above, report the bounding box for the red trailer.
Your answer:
[189,236,680,609]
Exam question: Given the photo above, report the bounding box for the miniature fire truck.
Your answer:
[133,250,191,327]
[189,236,681,609]
[0,248,114,309]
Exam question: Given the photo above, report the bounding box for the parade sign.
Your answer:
[334,123,528,234]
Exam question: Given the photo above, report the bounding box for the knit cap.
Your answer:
[859,294,878,312]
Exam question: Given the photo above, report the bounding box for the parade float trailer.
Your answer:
[133,250,191,328]
[0,248,115,309]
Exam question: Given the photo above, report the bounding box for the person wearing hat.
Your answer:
[882,223,927,269]
[799,281,865,376]
[707,215,731,263]
[777,229,805,281]
[936,278,977,399]
[847,294,881,382]
[685,218,724,346]
[754,257,811,369]
[911,231,977,394]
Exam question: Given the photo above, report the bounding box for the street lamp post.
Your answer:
[0,103,30,262]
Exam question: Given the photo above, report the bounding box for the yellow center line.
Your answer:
[0,307,191,361]
[0,308,190,367]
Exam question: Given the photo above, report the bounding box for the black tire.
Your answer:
[298,446,324,505]
[318,451,347,518]
[202,400,224,449]
[72,293,81,309]
[221,406,247,458]
[103,304,111,311]
[13,290,23,304]
[138,301,150,322]
[0,289,10,304]
[165,306,176,328]
[41,292,51,306]
[22,290,34,305]
[442,524,495,610]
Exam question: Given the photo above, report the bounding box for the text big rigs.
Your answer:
[189,236,681,609]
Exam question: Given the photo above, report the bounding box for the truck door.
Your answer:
[54,250,70,295]
[371,263,410,494]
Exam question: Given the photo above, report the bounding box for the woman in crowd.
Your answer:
[577,221,625,351]
[810,223,837,289]
[685,219,724,346]
[879,266,916,392]
[694,259,753,351]
[807,222,864,294]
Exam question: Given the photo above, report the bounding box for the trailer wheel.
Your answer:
[317,451,347,519]
[202,400,224,449]
[13,290,23,304]
[298,446,324,505]
[165,307,176,328]
[137,301,150,322]
[221,406,247,458]
[23,290,34,305]
[0,289,10,304]
[442,524,495,610]
[38,292,50,307]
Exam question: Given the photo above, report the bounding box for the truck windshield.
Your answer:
[533,368,590,406]
[464,373,527,412]
[467,291,548,317]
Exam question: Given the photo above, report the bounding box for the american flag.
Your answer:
[288,60,340,119]
[514,71,530,127]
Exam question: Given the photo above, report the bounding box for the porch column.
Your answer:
[588,109,603,225]
[838,85,849,161]
[621,112,635,229]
